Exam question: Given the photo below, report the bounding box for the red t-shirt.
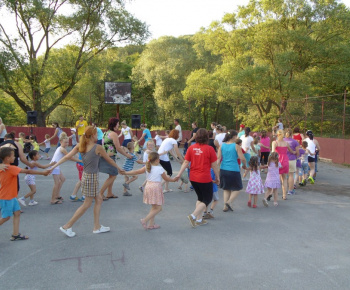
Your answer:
[293,133,302,145]
[185,144,217,183]
[0,165,21,200]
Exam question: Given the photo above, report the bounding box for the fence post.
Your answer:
[343,90,347,139]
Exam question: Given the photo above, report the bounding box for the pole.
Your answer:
[343,90,346,138]
[116,104,120,119]
[321,99,324,137]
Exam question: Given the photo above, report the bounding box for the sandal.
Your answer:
[51,200,62,204]
[147,224,160,230]
[225,203,234,211]
[140,219,147,230]
[57,196,64,201]
[10,233,29,241]
[106,195,118,199]
[102,196,109,201]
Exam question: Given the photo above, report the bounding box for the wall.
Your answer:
[5,127,348,164]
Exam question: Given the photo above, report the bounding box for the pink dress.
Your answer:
[264,162,282,189]
[246,170,264,194]
[275,145,289,174]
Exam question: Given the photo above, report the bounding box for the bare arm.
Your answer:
[49,146,80,170]
[96,145,125,172]
[286,143,295,154]
[295,145,300,158]
[217,146,222,166]
[161,172,177,182]
[271,141,277,152]
[138,132,146,142]
[314,139,321,152]
[250,142,257,154]
[175,160,190,178]
[111,132,132,159]
[188,133,196,144]
[122,166,146,176]
[16,142,32,167]
[214,139,220,151]
[31,161,56,169]
[172,144,184,162]
[48,129,58,141]
[20,168,50,176]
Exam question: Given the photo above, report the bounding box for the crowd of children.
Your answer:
[0,120,321,241]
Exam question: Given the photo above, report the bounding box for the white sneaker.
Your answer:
[93,225,110,234]
[18,198,26,207]
[60,227,76,237]
[28,200,38,206]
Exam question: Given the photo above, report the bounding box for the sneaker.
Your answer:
[287,191,293,195]
[252,204,257,208]
[78,196,85,202]
[308,176,315,184]
[70,195,78,201]
[195,220,208,226]
[18,198,26,207]
[299,182,304,186]
[207,212,214,219]
[93,225,110,234]
[123,183,130,190]
[60,227,76,238]
[123,191,132,196]
[28,200,38,206]
[262,198,268,207]
[187,214,196,228]
[274,202,278,207]
[203,213,214,219]
[45,157,50,160]
[267,194,272,201]
[139,186,143,193]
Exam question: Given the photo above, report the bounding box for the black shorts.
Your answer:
[190,181,213,206]
[260,152,270,165]
[308,156,315,163]
[159,160,172,176]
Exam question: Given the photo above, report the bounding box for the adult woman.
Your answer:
[284,128,300,194]
[158,129,184,192]
[187,122,198,145]
[0,117,7,143]
[49,126,125,237]
[214,124,226,151]
[292,127,304,145]
[99,118,133,200]
[176,129,219,227]
[304,130,321,183]
[217,130,247,212]
[118,120,133,150]
[240,127,256,180]
[138,124,152,150]
[48,122,63,148]
[259,130,270,169]
[271,130,295,200]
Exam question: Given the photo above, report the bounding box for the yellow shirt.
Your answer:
[134,141,140,153]
[75,120,88,136]
[32,141,39,151]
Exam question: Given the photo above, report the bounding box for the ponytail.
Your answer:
[146,152,159,173]
[79,126,97,153]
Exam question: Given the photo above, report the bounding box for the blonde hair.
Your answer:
[45,134,50,138]
[19,132,25,138]
[126,142,134,150]
[285,128,292,137]
[277,129,284,141]
[146,139,155,148]
[79,126,97,153]
[59,132,68,141]
[121,120,126,126]
[146,152,159,173]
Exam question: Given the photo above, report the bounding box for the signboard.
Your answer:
[104,82,131,104]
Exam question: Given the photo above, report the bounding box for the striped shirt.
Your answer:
[122,153,139,171]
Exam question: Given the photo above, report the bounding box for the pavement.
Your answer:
[0,150,350,290]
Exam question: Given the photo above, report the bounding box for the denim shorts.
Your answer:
[44,148,50,153]
[299,162,309,176]
[0,198,21,218]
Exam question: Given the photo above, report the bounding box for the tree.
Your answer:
[0,0,149,126]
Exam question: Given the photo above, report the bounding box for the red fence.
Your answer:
[5,126,349,164]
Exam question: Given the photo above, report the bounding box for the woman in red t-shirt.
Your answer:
[176,129,220,228]
[292,127,304,145]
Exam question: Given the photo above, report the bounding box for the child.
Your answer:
[49,126,124,237]
[183,138,189,156]
[0,147,49,241]
[262,152,281,207]
[132,135,141,155]
[122,142,144,196]
[178,167,189,192]
[250,137,261,161]
[50,135,80,204]
[18,150,55,206]
[69,128,78,150]
[154,130,163,150]
[122,152,177,230]
[245,156,265,208]
[16,132,28,147]
[203,168,219,218]
[29,135,39,151]
[38,134,51,160]
[69,153,85,202]
[299,141,313,186]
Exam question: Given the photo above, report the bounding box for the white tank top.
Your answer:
[306,138,316,156]
[51,146,65,170]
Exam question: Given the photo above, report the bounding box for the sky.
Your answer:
[125,0,350,41]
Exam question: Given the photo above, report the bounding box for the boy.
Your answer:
[299,141,314,186]
[122,142,144,196]
[0,147,49,241]
[203,168,219,219]
[38,134,51,160]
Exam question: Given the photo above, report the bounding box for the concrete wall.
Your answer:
[5,126,349,164]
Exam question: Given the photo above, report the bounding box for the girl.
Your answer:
[50,135,80,204]
[133,135,141,155]
[48,122,63,148]
[245,156,265,208]
[123,152,177,230]
[241,127,257,180]
[38,134,51,159]
[119,120,133,151]
[305,130,320,183]
[262,152,281,207]
[49,126,125,237]
[18,150,55,206]
[29,135,39,151]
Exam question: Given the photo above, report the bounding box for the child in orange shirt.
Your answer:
[0,147,49,241]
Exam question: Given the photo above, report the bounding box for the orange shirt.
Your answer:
[0,165,21,200]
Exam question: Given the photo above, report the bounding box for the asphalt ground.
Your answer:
[0,150,350,290]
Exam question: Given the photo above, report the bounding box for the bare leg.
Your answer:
[62,197,93,229]
[71,181,81,197]
[193,201,206,220]
[56,173,66,199]
[227,190,240,205]
[309,162,315,179]
[12,210,21,236]
[265,188,272,199]
[211,200,218,210]
[288,173,294,192]
[253,194,258,206]
[126,175,138,185]
[280,174,287,199]
[99,175,116,197]
[223,190,231,210]
[93,194,103,231]
[51,174,62,203]
[144,205,162,226]
[24,184,36,199]
[273,188,278,203]
[0,216,10,225]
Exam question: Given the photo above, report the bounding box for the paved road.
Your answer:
[1,152,350,290]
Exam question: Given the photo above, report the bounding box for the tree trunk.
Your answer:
[36,111,47,127]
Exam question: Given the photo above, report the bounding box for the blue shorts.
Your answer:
[44,148,50,153]
[0,198,21,218]
[299,162,309,176]
[122,139,132,147]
